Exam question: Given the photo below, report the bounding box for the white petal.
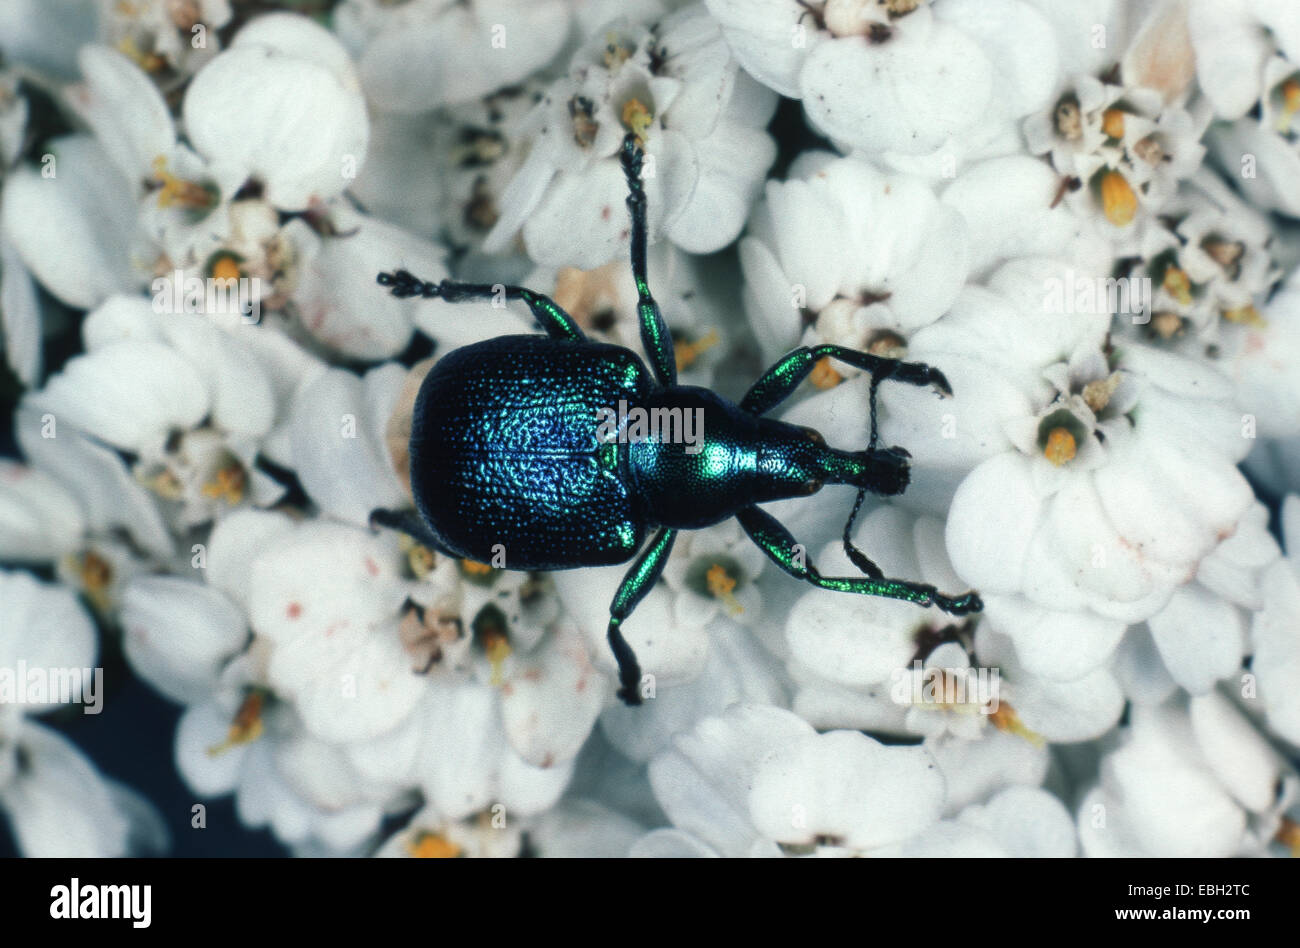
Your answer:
[800,24,992,155]
[1148,585,1244,694]
[1,136,137,308]
[184,34,368,210]
[287,366,408,527]
[0,571,97,700]
[30,340,209,451]
[749,730,946,850]
[121,576,247,705]
[0,462,84,562]
[960,785,1076,857]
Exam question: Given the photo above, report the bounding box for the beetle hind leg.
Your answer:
[606,527,677,706]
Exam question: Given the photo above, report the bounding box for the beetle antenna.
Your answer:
[377,269,441,299]
[842,374,884,578]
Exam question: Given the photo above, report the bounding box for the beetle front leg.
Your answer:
[606,526,677,706]
[376,270,586,342]
[736,505,982,616]
[741,344,952,417]
[618,133,677,387]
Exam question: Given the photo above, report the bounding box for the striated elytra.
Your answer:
[372,133,982,707]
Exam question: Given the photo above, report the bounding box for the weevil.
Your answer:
[372,133,982,706]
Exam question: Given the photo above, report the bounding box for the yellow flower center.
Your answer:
[1222,304,1265,327]
[621,98,654,144]
[1054,98,1083,141]
[460,558,493,577]
[1151,312,1183,339]
[603,32,634,69]
[207,690,266,757]
[705,563,744,616]
[408,833,462,858]
[481,630,512,687]
[1082,373,1121,414]
[1101,108,1125,139]
[144,467,184,500]
[674,329,720,371]
[201,462,246,505]
[809,356,843,390]
[1276,816,1300,857]
[988,702,1045,747]
[210,254,242,284]
[1161,266,1192,306]
[71,549,114,612]
[151,155,213,210]
[1043,427,1077,466]
[1278,78,1300,134]
[117,36,166,74]
[404,540,436,580]
[1100,170,1138,227]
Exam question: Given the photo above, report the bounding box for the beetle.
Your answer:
[372,132,982,706]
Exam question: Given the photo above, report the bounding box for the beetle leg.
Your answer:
[740,344,952,417]
[376,270,585,342]
[606,526,677,706]
[368,507,457,557]
[618,133,678,387]
[736,505,983,616]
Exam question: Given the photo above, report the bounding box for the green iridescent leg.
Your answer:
[377,270,585,341]
[736,505,982,616]
[607,526,677,706]
[740,344,952,416]
[619,133,677,386]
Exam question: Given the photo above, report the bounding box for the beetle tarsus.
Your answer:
[607,619,643,707]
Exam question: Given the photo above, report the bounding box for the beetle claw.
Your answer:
[930,368,953,398]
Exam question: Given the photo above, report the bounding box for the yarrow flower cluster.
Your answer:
[0,0,1298,859]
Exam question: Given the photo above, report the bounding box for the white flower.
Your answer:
[333,0,571,113]
[176,653,392,852]
[741,153,969,366]
[288,363,412,527]
[644,704,946,856]
[1207,54,1300,219]
[1250,495,1300,744]
[1,714,167,857]
[946,342,1253,625]
[484,3,777,268]
[183,14,370,211]
[882,785,1076,857]
[121,575,248,704]
[344,678,573,821]
[1189,0,1300,120]
[1078,693,1293,857]
[97,0,233,82]
[1,135,140,309]
[246,520,425,744]
[711,0,1066,169]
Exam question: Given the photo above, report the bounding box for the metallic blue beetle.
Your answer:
[373,134,982,706]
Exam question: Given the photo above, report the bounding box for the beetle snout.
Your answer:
[865,445,911,496]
